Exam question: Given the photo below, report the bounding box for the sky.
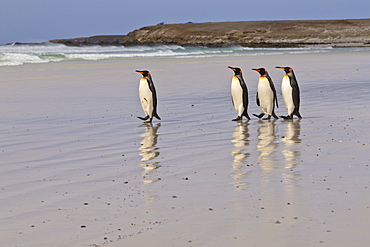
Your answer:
[1,0,369,45]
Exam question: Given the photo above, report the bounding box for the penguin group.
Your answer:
[135,66,301,123]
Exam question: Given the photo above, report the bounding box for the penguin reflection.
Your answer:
[282,119,301,171]
[139,123,161,182]
[231,122,250,184]
[256,120,278,170]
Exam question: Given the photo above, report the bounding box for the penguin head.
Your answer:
[228,66,242,76]
[136,70,151,77]
[252,68,268,76]
[276,66,293,74]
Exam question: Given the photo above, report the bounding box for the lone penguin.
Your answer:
[276,66,302,119]
[252,68,279,120]
[228,66,250,121]
[136,70,161,123]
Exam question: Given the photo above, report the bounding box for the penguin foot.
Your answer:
[137,115,150,121]
[262,115,272,120]
[280,115,293,119]
[243,114,251,120]
[232,116,242,121]
[253,113,265,119]
[143,117,153,123]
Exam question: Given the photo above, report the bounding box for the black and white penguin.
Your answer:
[252,68,279,119]
[228,66,250,121]
[136,70,161,123]
[276,66,302,119]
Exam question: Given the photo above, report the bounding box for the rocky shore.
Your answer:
[49,19,370,48]
[49,35,126,46]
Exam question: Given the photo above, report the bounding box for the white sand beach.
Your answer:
[1,50,370,246]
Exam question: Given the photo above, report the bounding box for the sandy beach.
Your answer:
[1,49,370,246]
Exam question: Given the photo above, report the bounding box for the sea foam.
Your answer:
[0,42,343,67]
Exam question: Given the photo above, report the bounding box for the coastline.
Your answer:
[42,19,370,48]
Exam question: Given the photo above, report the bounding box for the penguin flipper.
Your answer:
[292,95,301,118]
[275,96,279,108]
[273,90,278,108]
[266,74,278,108]
[138,115,150,121]
[256,93,260,106]
[146,76,160,120]
[241,81,249,111]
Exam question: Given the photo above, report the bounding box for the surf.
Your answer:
[0,43,361,67]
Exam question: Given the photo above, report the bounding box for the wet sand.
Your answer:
[1,50,370,246]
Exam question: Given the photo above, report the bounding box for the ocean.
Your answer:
[1,42,363,67]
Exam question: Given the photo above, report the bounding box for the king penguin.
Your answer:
[276,66,302,119]
[228,66,250,121]
[252,68,279,120]
[136,70,161,123]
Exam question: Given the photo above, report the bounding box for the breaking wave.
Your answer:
[0,42,340,66]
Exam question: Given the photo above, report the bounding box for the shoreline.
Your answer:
[6,18,370,48]
[7,40,370,49]
[4,44,370,68]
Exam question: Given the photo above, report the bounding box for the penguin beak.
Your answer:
[275,66,284,70]
[252,68,260,72]
[228,66,236,71]
[135,70,144,74]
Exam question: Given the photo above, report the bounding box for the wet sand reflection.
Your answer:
[138,123,161,183]
[256,120,278,171]
[282,119,301,184]
[231,122,250,189]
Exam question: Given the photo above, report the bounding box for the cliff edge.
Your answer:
[51,19,370,48]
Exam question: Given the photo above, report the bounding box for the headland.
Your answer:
[48,19,370,48]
